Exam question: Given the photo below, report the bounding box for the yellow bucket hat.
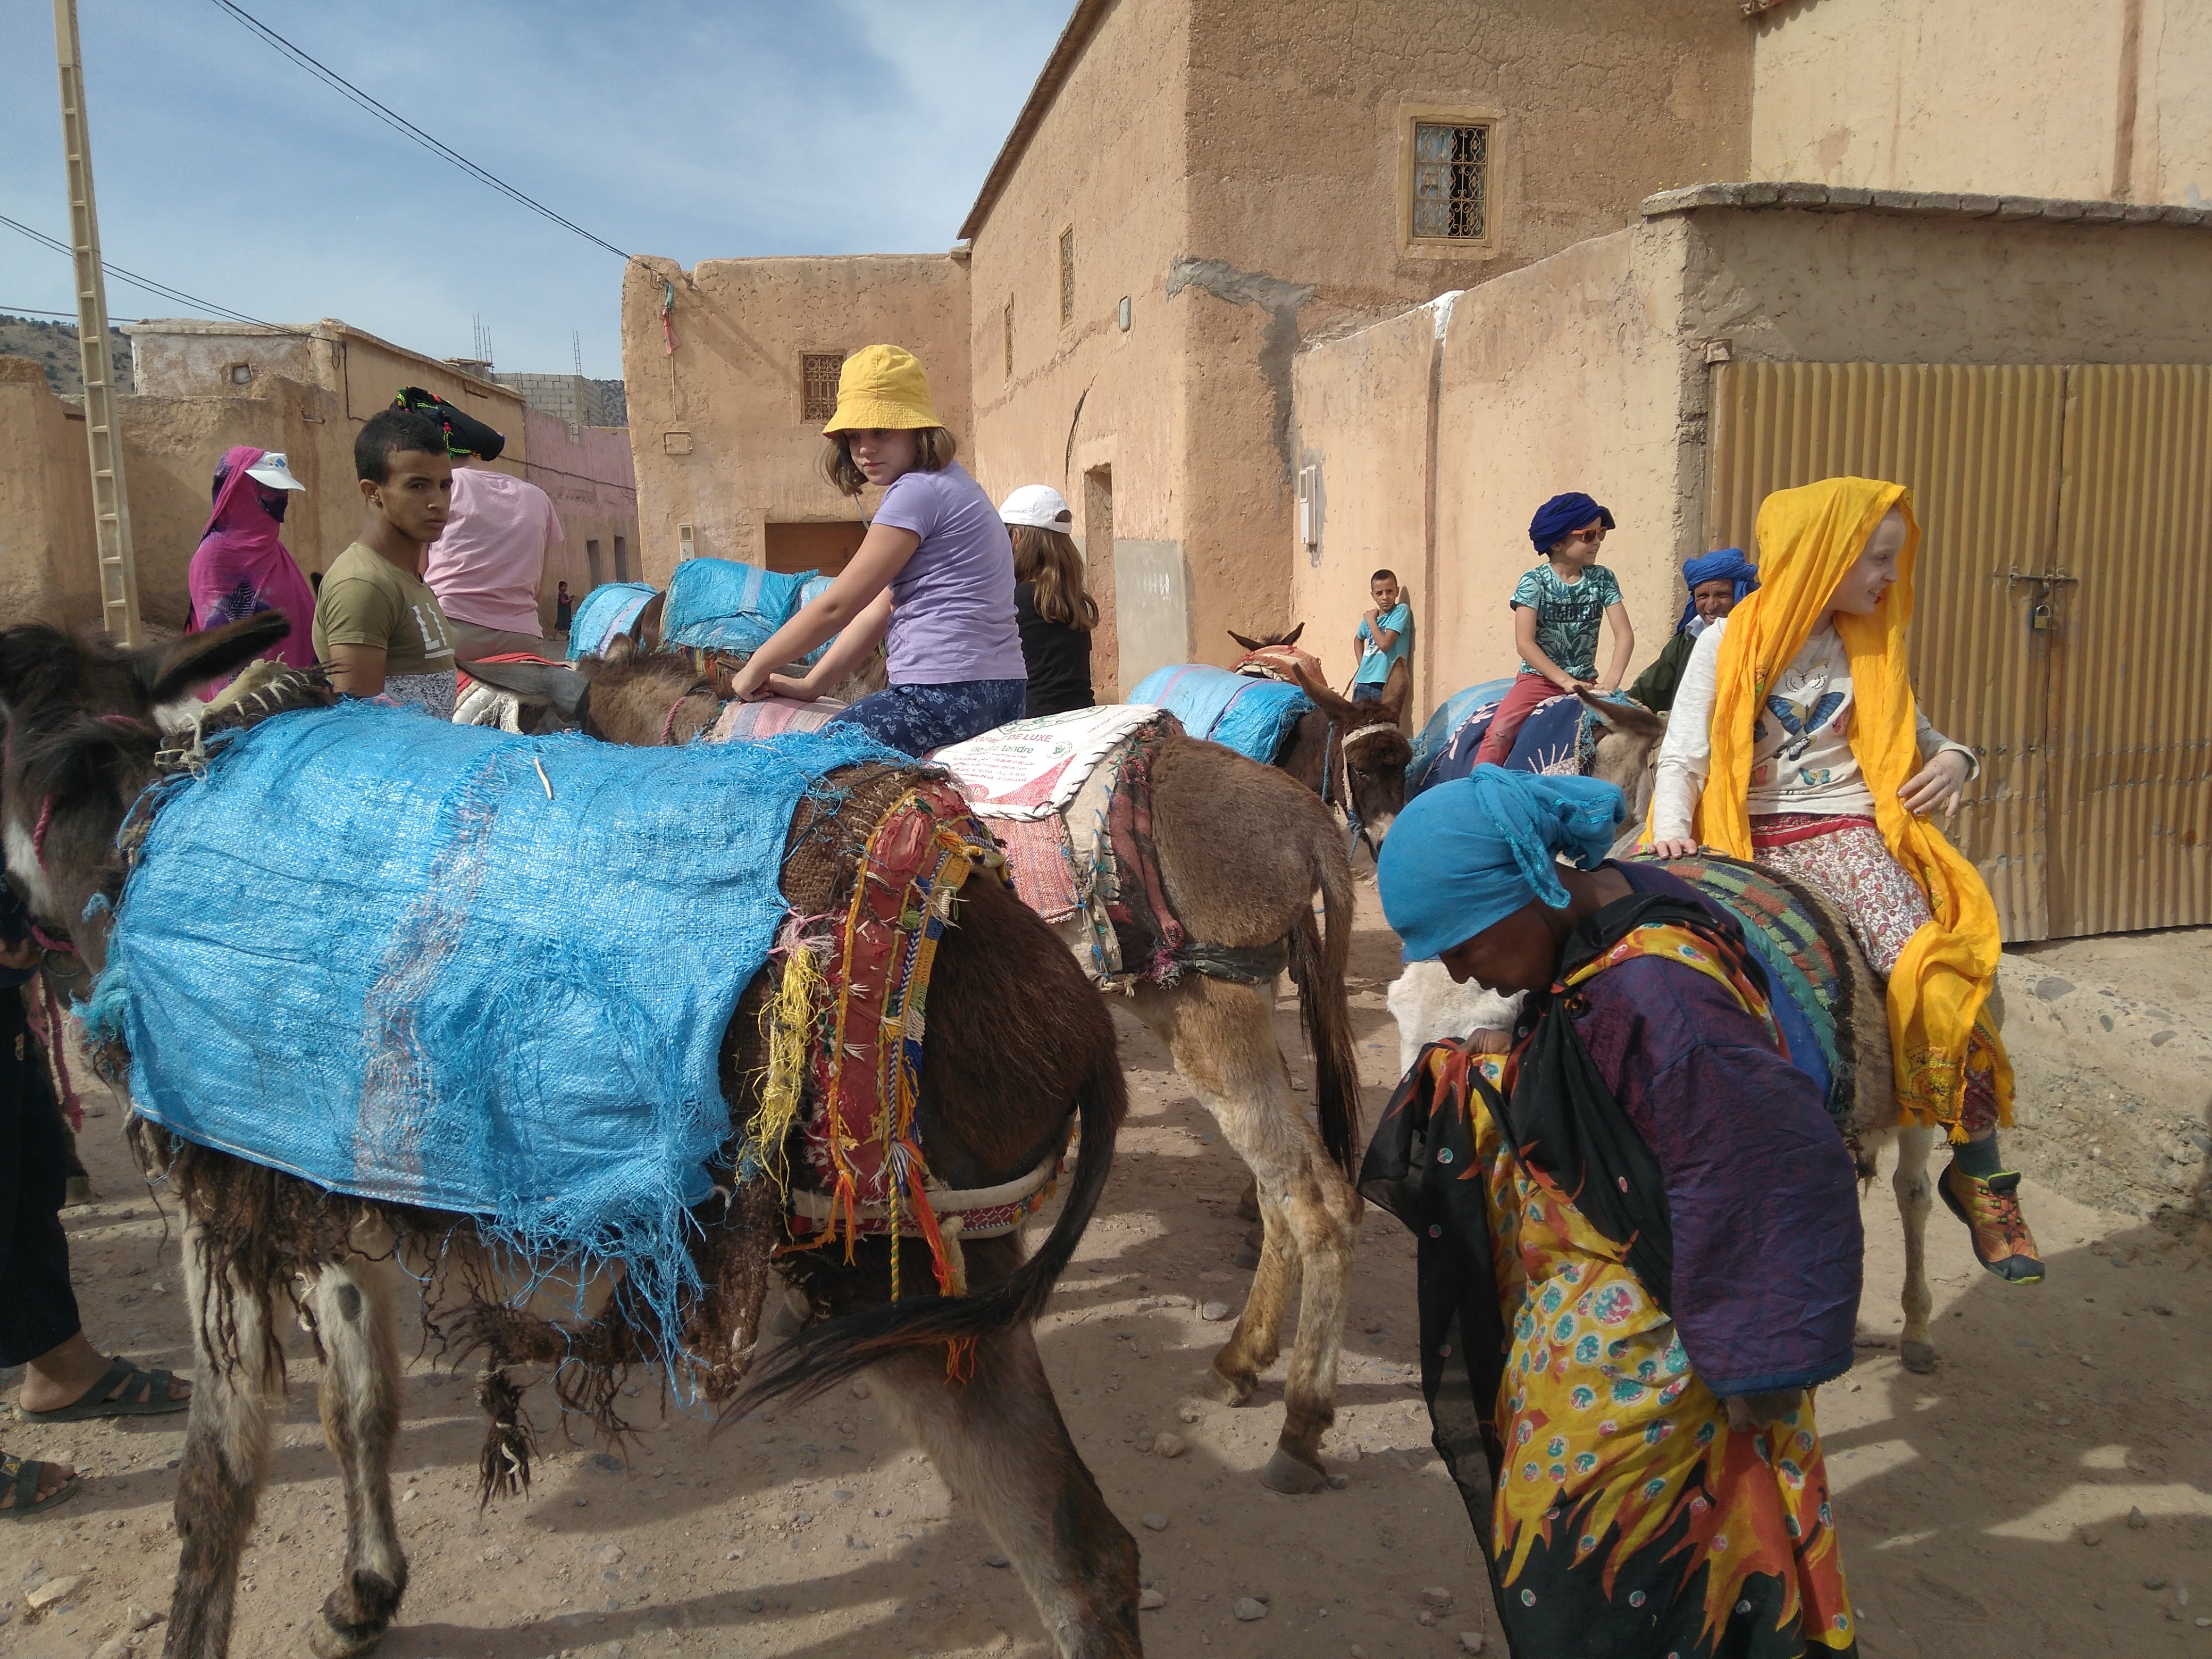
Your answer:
[822,344,940,435]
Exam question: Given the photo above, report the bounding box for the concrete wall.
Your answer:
[1749,0,2211,206]
[965,0,1195,697]
[0,357,99,632]
[620,254,968,588]
[521,408,640,633]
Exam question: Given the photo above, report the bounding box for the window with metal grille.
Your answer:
[1411,121,1488,241]
[1058,227,1075,326]
[800,352,844,423]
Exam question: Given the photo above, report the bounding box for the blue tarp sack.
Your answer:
[86,700,893,1361]
[565,581,658,661]
[1413,680,1593,794]
[663,558,832,664]
[1129,663,1311,765]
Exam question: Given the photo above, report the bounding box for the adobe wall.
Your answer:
[964,0,1194,696]
[127,321,530,464]
[1749,0,2210,206]
[620,254,969,589]
[522,408,640,633]
[1287,300,1445,700]
[0,357,99,632]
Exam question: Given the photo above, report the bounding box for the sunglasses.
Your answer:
[1565,527,1607,544]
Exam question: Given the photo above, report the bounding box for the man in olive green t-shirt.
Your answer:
[312,407,459,717]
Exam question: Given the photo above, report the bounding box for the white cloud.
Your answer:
[0,0,1065,374]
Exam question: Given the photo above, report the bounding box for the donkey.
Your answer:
[1227,624,1412,854]
[464,639,1371,1495]
[0,616,1145,1659]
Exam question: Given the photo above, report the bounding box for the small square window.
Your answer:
[1058,227,1075,328]
[800,352,844,424]
[1412,121,1488,241]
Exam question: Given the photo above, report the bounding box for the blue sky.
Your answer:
[1,0,1066,376]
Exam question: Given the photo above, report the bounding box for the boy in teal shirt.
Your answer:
[1474,491,1635,766]
[1350,568,1412,703]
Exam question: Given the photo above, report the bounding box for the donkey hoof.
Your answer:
[308,1614,389,1659]
[1259,1447,1329,1495]
[64,1175,94,1206]
[1203,1364,1258,1407]
[1235,1180,1262,1224]
[1900,1340,1938,1375]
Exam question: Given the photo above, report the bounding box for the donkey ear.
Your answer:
[459,660,591,723]
[1227,629,1265,654]
[601,631,637,667]
[1379,656,1412,723]
[137,615,290,706]
[1574,686,1665,740]
[631,591,666,652]
[1285,655,1350,714]
[1280,621,1305,648]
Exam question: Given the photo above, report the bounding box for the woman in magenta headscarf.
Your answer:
[187,446,315,668]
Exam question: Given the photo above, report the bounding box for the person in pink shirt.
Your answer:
[423,464,565,661]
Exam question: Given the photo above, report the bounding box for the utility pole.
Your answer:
[54,0,140,646]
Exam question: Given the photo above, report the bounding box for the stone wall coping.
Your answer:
[1640,181,2212,231]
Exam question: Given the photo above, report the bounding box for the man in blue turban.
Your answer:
[1627,546,1758,715]
[1361,766,1865,1658]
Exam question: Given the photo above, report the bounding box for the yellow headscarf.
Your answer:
[1695,477,2010,1135]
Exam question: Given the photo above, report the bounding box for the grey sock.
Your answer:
[1954,1134,2004,1179]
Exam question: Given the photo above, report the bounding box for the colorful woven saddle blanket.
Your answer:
[1654,853,1864,1132]
[767,778,1060,1280]
[708,696,844,742]
[86,700,895,1355]
[564,581,658,661]
[1128,661,1311,764]
[1409,676,1588,793]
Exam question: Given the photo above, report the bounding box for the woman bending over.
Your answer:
[1649,475,2040,1285]
[731,346,1027,754]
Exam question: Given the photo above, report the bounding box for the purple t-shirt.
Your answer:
[873,462,1027,685]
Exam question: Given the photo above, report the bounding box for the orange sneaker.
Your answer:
[1939,1165,2045,1284]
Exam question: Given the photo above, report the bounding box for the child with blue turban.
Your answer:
[1362,767,1865,1658]
[1626,546,1757,714]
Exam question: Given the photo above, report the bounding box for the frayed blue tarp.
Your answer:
[1129,663,1312,765]
[565,582,658,661]
[93,701,894,1368]
[663,558,831,664]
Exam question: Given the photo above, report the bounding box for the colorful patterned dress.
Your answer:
[1363,879,1864,1658]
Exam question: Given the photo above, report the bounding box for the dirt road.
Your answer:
[6,894,2210,1658]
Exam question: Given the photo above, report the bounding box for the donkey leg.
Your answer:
[873,1317,1142,1659]
[1894,1124,1940,1373]
[302,1258,408,1658]
[1136,978,1360,1490]
[164,1228,283,1659]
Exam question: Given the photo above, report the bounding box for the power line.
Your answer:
[0,212,292,330]
[207,0,631,261]
[1,305,94,320]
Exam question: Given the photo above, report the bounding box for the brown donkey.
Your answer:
[0,617,1142,1659]
[1226,623,1414,855]
[465,641,1371,1495]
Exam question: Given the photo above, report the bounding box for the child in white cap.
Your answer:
[1000,484,1096,716]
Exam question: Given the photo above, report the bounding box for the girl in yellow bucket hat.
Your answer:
[1649,477,2042,1286]
[731,345,1028,754]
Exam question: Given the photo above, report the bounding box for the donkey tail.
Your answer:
[725,1056,1125,1415]
[1290,830,1363,1179]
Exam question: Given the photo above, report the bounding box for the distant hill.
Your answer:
[0,313,133,397]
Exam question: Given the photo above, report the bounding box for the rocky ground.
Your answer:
[4,891,2209,1659]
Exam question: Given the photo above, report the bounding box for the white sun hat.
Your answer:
[245,451,306,491]
[999,484,1072,529]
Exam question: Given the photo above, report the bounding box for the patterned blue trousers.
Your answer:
[826,678,1027,756]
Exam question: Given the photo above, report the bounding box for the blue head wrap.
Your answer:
[1377,769,1627,962]
[1528,492,1615,552]
[1677,547,1759,635]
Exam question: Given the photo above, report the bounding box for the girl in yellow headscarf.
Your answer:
[1649,477,2041,1285]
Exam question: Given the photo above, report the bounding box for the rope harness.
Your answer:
[659,682,718,747]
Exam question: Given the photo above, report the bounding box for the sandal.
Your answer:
[17,1355,189,1423]
[0,1452,82,1518]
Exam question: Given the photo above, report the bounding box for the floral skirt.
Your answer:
[1750,815,2000,1135]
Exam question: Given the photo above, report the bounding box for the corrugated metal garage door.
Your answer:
[1705,361,2212,941]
